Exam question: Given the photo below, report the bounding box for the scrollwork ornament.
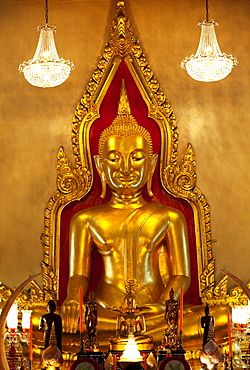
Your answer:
[0,283,13,303]
[41,262,58,302]
[228,284,250,306]
[213,276,228,299]
[201,264,241,305]
[17,284,43,310]
[200,259,216,296]
[202,276,250,306]
[0,279,44,309]
[109,1,136,57]
[163,143,197,201]
[29,280,44,304]
[57,147,92,203]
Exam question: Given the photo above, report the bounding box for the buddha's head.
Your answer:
[94,81,158,199]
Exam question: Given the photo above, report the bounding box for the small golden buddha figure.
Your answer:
[61,83,228,349]
[110,279,153,351]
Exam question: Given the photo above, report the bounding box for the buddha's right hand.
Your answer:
[61,275,89,333]
[61,297,79,334]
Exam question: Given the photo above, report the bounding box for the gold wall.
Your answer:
[0,0,249,291]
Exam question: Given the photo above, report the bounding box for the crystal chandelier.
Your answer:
[19,0,74,88]
[181,0,238,82]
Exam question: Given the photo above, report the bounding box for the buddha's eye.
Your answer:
[106,152,120,163]
[131,150,145,162]
[109,158,118,163]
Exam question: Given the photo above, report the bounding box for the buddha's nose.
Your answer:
[120,156,132,174]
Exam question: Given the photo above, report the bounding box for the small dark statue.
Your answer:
[201,303,215,347]
[159,287,179,350]
[84,292,99,350]
[200,304,222,370]
[39,300,62,353]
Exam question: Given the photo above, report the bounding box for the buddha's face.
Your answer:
[100,135,155,198]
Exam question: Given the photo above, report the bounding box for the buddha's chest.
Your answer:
[89,209,168,254]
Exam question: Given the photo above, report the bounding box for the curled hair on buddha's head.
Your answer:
[98,80,153,159]
[98,116,153,159]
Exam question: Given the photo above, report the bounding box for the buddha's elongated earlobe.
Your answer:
[147,172,154,197]
[94,155,106,198]
[99,175,107,198]
[147,154,158,197]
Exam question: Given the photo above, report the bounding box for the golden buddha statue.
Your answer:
[62,82,190,344]
[61,83,229,351]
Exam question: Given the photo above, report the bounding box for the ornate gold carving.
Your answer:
[109,1,136,58]
[201,260,228,303]
[163,143,197,200]
[0,282,12,303]
[124,279,142,294]
[200,263,250,306]
[57,147,91,202]
[0,277,43,309]
[228,284,250,306]
[17,281,44,310]
[41,257,58,301]
[200,260,216,295]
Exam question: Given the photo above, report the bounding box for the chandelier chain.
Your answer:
[45,0,49,24]
[206,0,209,22]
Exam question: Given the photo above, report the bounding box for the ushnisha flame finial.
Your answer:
[118,79,131,116]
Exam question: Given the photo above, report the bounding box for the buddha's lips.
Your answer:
[116,175,139,184]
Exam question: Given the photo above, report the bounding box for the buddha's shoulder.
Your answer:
[70,203,111,222]
[148,202,186,220]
